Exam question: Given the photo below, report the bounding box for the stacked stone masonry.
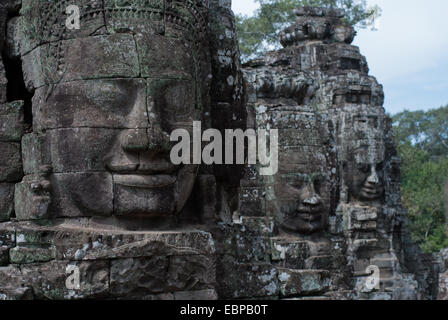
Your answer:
[0,0,444,300]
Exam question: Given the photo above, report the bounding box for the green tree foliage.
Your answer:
[394,107,448,159]
[393,105,448,253]
[236,0,381,61]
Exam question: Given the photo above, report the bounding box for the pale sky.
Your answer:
[232,0,448,114]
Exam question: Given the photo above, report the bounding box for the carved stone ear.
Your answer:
[14,175,52,220]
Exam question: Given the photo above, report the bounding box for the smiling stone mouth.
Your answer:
[361,186,382,195]
[296,212,322,222]
[113,174,177,188]
[284,207,322,221]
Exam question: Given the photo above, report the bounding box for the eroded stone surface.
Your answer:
[0,1,443,300]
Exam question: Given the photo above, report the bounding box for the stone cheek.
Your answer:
[31,79,148,131]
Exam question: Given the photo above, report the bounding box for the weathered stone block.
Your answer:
[14,174,51,220]
[239,200,265,216]
[0,260,109,300]
[239,186,266,216]
[19,0,106,56]
[21,133,51,175]
[9,246,56,264]
[305,255,347,270]
[278,269,331,297]
[0,224,15,247]
[50,172,113,218]
[0,101,24,142]
[438,270,448,300]
[173,289,218,300]
[110,254,215,298]
[270,238,310,269]
[212,224,270,263]
[217,258,278,299]
[241,216,275,236]
[14,224,55,247]
[0,142,23,182]
[352,239,391,259]
[22,260,109,300]
[0,265,35,299]
[0,246,9,266]
[0,66,6,104]
[104,0,165,35]
[46,128,117,173]
[53,229,215,261]
[0,183,14,222]
[139,35,194,77]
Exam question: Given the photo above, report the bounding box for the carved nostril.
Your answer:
[121,129,149,152]
[147,127,171,153]
[303,195,321,206]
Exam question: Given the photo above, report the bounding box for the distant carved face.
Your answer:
[273,173,332,234]
[343,146,385,203]
[31,32,208,218]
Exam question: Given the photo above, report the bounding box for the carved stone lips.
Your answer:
[296,212,322,222]
[113,174,177,188]
[361,186,382,197]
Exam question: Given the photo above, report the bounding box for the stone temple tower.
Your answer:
[239,7,439,299]
[0,0,441,300]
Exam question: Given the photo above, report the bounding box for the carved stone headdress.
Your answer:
[18,0,211,87]
[22,0,209,46]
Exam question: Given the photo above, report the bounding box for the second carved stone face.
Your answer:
[262,108,336,235]
[343,145,385,203]
[273,172,332,234]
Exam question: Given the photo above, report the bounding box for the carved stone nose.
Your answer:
[366,168,380,185]
[301,183,322,206]
[147,126,171,154]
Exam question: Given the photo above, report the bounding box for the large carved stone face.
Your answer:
[20,0,210,219]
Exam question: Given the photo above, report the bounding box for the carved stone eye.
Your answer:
[376,162,384,171]
[357,163,370,173]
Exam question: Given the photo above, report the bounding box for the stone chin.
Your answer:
[113,164,198,218]
[283,217,325,234]
[55,165,198,218]
[358,186,384,202]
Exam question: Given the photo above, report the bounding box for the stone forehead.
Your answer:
[350,140,386,163]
